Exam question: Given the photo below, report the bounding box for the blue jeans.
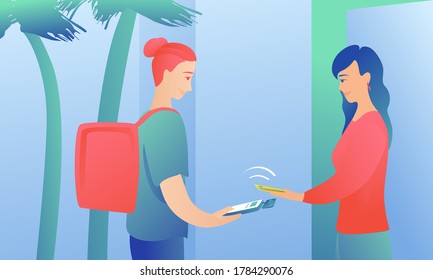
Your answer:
[130,236,184,260]
[336,231,392,260]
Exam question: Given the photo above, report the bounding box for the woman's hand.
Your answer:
[265,189,304,202]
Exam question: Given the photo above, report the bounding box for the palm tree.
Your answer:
[61,0,200,260]
[0,0,85,260]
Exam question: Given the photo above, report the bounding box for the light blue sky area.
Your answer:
[194,1,312,259]
[0,4,140,259]
[0,23,46,260]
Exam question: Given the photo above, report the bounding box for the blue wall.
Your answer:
[194,1,312,259]
[348,0,433,259]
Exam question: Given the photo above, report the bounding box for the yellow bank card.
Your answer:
[255,184,285,193]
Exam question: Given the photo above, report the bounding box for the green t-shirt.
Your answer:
[127,110,189,241]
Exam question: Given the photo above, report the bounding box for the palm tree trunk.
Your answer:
[25,33,62,260]
[88,8,137,260]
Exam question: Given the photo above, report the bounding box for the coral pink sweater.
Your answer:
[303,111,389,234]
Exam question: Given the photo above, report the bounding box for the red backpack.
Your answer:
[75,107,178,213]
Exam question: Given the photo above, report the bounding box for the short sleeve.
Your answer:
[141,111,189,187]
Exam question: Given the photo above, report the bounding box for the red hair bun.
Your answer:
[143,37,168,58]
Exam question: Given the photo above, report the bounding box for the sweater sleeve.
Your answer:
[303,120,387,204]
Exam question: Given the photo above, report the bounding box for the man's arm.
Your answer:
[161,174,241,228]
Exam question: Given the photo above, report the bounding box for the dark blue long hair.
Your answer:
[332,45,392,147]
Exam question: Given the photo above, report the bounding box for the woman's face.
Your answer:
[162,61,196,100]
[337,60,370,103]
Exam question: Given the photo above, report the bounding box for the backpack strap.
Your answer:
[135,107,179,127]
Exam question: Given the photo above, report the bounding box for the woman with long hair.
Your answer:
[267,45,392,259]
[127,38,240,260]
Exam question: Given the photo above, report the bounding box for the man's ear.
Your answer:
[162,69,171,81]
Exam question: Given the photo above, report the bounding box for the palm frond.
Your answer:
[87,0,200,29]
[20,13,85,42]
[0,1,16,39]
[13,0,86,41]
[133,1,201,27]
[89,0,123,29]
[59,0,88,18]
